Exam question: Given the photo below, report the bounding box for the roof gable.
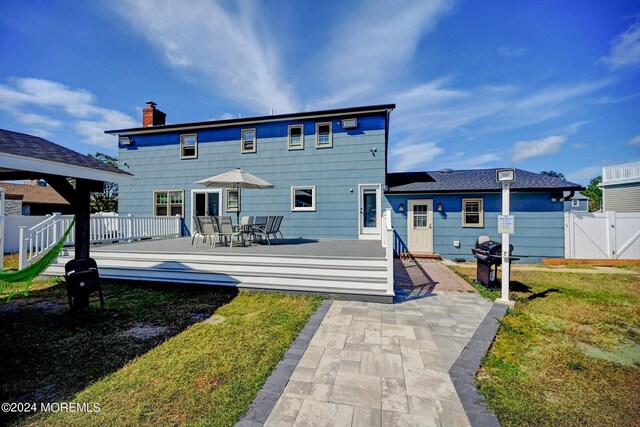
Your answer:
[0,182,69,205]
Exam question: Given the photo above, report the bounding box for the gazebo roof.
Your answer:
[0,129,132,183]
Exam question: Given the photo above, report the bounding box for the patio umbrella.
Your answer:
[194,168,276,223]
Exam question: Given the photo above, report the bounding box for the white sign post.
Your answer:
[496,169,515,306]
[0,187,4,270]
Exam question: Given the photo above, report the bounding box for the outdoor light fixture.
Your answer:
[398,203,405,212]
[119,136,133,146]
[437,202,443,212]
[496,168,515,182]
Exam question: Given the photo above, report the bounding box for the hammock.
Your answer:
[1,219,75,298]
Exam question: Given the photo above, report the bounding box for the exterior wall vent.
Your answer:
[341,118,358,129]
[439,168,453,174]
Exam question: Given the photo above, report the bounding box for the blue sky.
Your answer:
[1,0,638,185]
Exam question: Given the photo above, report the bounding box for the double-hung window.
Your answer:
[291,186,316,211]
[315,123,332,148]
[462,198,483,227]
[241,128,256,153]
[180,134,197,159]
[288,125,304,150]
[154,190,184,217]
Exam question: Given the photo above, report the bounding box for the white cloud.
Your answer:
[318,0,456,105]
[114,0,297,114]
[496,46,526,58]
[596,92,640,104]
[629,135,640,145]
[389,140,444,172]
[566,165,605,183]
[513,135,566,161]
[600,20,640,70]
[0,77,136,147]
[443,153,502,170]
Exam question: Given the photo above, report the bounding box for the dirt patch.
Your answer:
[119,324,170,340]
[204,314,225,325]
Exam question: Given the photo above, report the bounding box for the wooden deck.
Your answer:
[45,237,394,302]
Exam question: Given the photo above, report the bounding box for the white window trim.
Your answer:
[153,189,185,217]
[291,186,316,211]
[572,199,580,207]
[288,124,304,150]
[462,198,484,228]
[241,128,257,153]
[226,189,241,212]
[315,122,333,149]
[180,133,198,159]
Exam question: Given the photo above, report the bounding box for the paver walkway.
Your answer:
[263,260,494,426]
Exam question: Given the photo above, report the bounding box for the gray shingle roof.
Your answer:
[0,129,130,176]
[386,169,583,193]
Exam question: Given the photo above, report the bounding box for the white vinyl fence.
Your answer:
[565,211,640,259]
[13,213,181,269]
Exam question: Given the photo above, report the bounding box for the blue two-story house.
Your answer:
[107,102,394,242]
[106,102,582,263]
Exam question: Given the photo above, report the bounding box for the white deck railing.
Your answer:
[18,213,181,269]
[603,162,640,185]
[381,208,395,296]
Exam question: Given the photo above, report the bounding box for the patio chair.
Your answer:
[191,216,203,245]
[196,216,220,248]
[253,216,276,245]
[214,216,246,247]
[250,216,267,242]
[269,215,284,244]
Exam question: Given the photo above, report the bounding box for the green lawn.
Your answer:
[452,265,640,427]
[1,278,320,427]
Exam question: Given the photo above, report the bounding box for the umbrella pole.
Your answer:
[236,185,240,225]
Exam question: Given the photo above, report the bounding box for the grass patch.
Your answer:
[2,279,320,426]
[449,266,499,300]
[453,265,640,426]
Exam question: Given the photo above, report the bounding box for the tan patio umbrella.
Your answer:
[194,168,276,223]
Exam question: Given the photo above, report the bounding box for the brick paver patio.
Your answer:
[263,261,493,426]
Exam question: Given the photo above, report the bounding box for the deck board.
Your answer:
[86,237,386,259]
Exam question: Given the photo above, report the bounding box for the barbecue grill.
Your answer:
[471,236,517,287]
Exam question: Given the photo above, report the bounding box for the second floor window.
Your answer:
[242,129,256,153]
[288,125,304,150]
[180,134,197,159]
[316,123,332,148]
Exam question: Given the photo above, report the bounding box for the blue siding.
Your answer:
[385,192,565,263]
[118,114,387,239]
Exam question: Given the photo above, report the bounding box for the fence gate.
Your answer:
[565,211,640,259]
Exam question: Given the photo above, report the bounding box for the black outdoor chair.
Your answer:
[64,257,105,313]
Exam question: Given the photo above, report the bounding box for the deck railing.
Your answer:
[603,162,640,185]
[381,208,395,296]
[18,213,181,269]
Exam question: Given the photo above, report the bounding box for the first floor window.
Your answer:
[226,189,240,212]
[572,199,579,207]
[154,190,184,216]
[288,124,304,149]
[291,186,316,211]
[462,198,483,227]
[316,122,332,148]
[180,134,197,159]
[241,128,256,153]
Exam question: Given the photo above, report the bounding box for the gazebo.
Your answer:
[0,129,132,261]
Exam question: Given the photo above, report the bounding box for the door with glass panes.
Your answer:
[191,190,221,234]
[408,199,433,253]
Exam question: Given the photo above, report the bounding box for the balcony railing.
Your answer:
[603,162,640,185]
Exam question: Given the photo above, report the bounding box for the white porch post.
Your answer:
[384,208,395,297]
[498,182,511,303]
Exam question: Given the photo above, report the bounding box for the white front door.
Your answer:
[408,199,433,253]
[359,184,381,239]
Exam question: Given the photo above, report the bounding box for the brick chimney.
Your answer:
[142,101,166,127]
